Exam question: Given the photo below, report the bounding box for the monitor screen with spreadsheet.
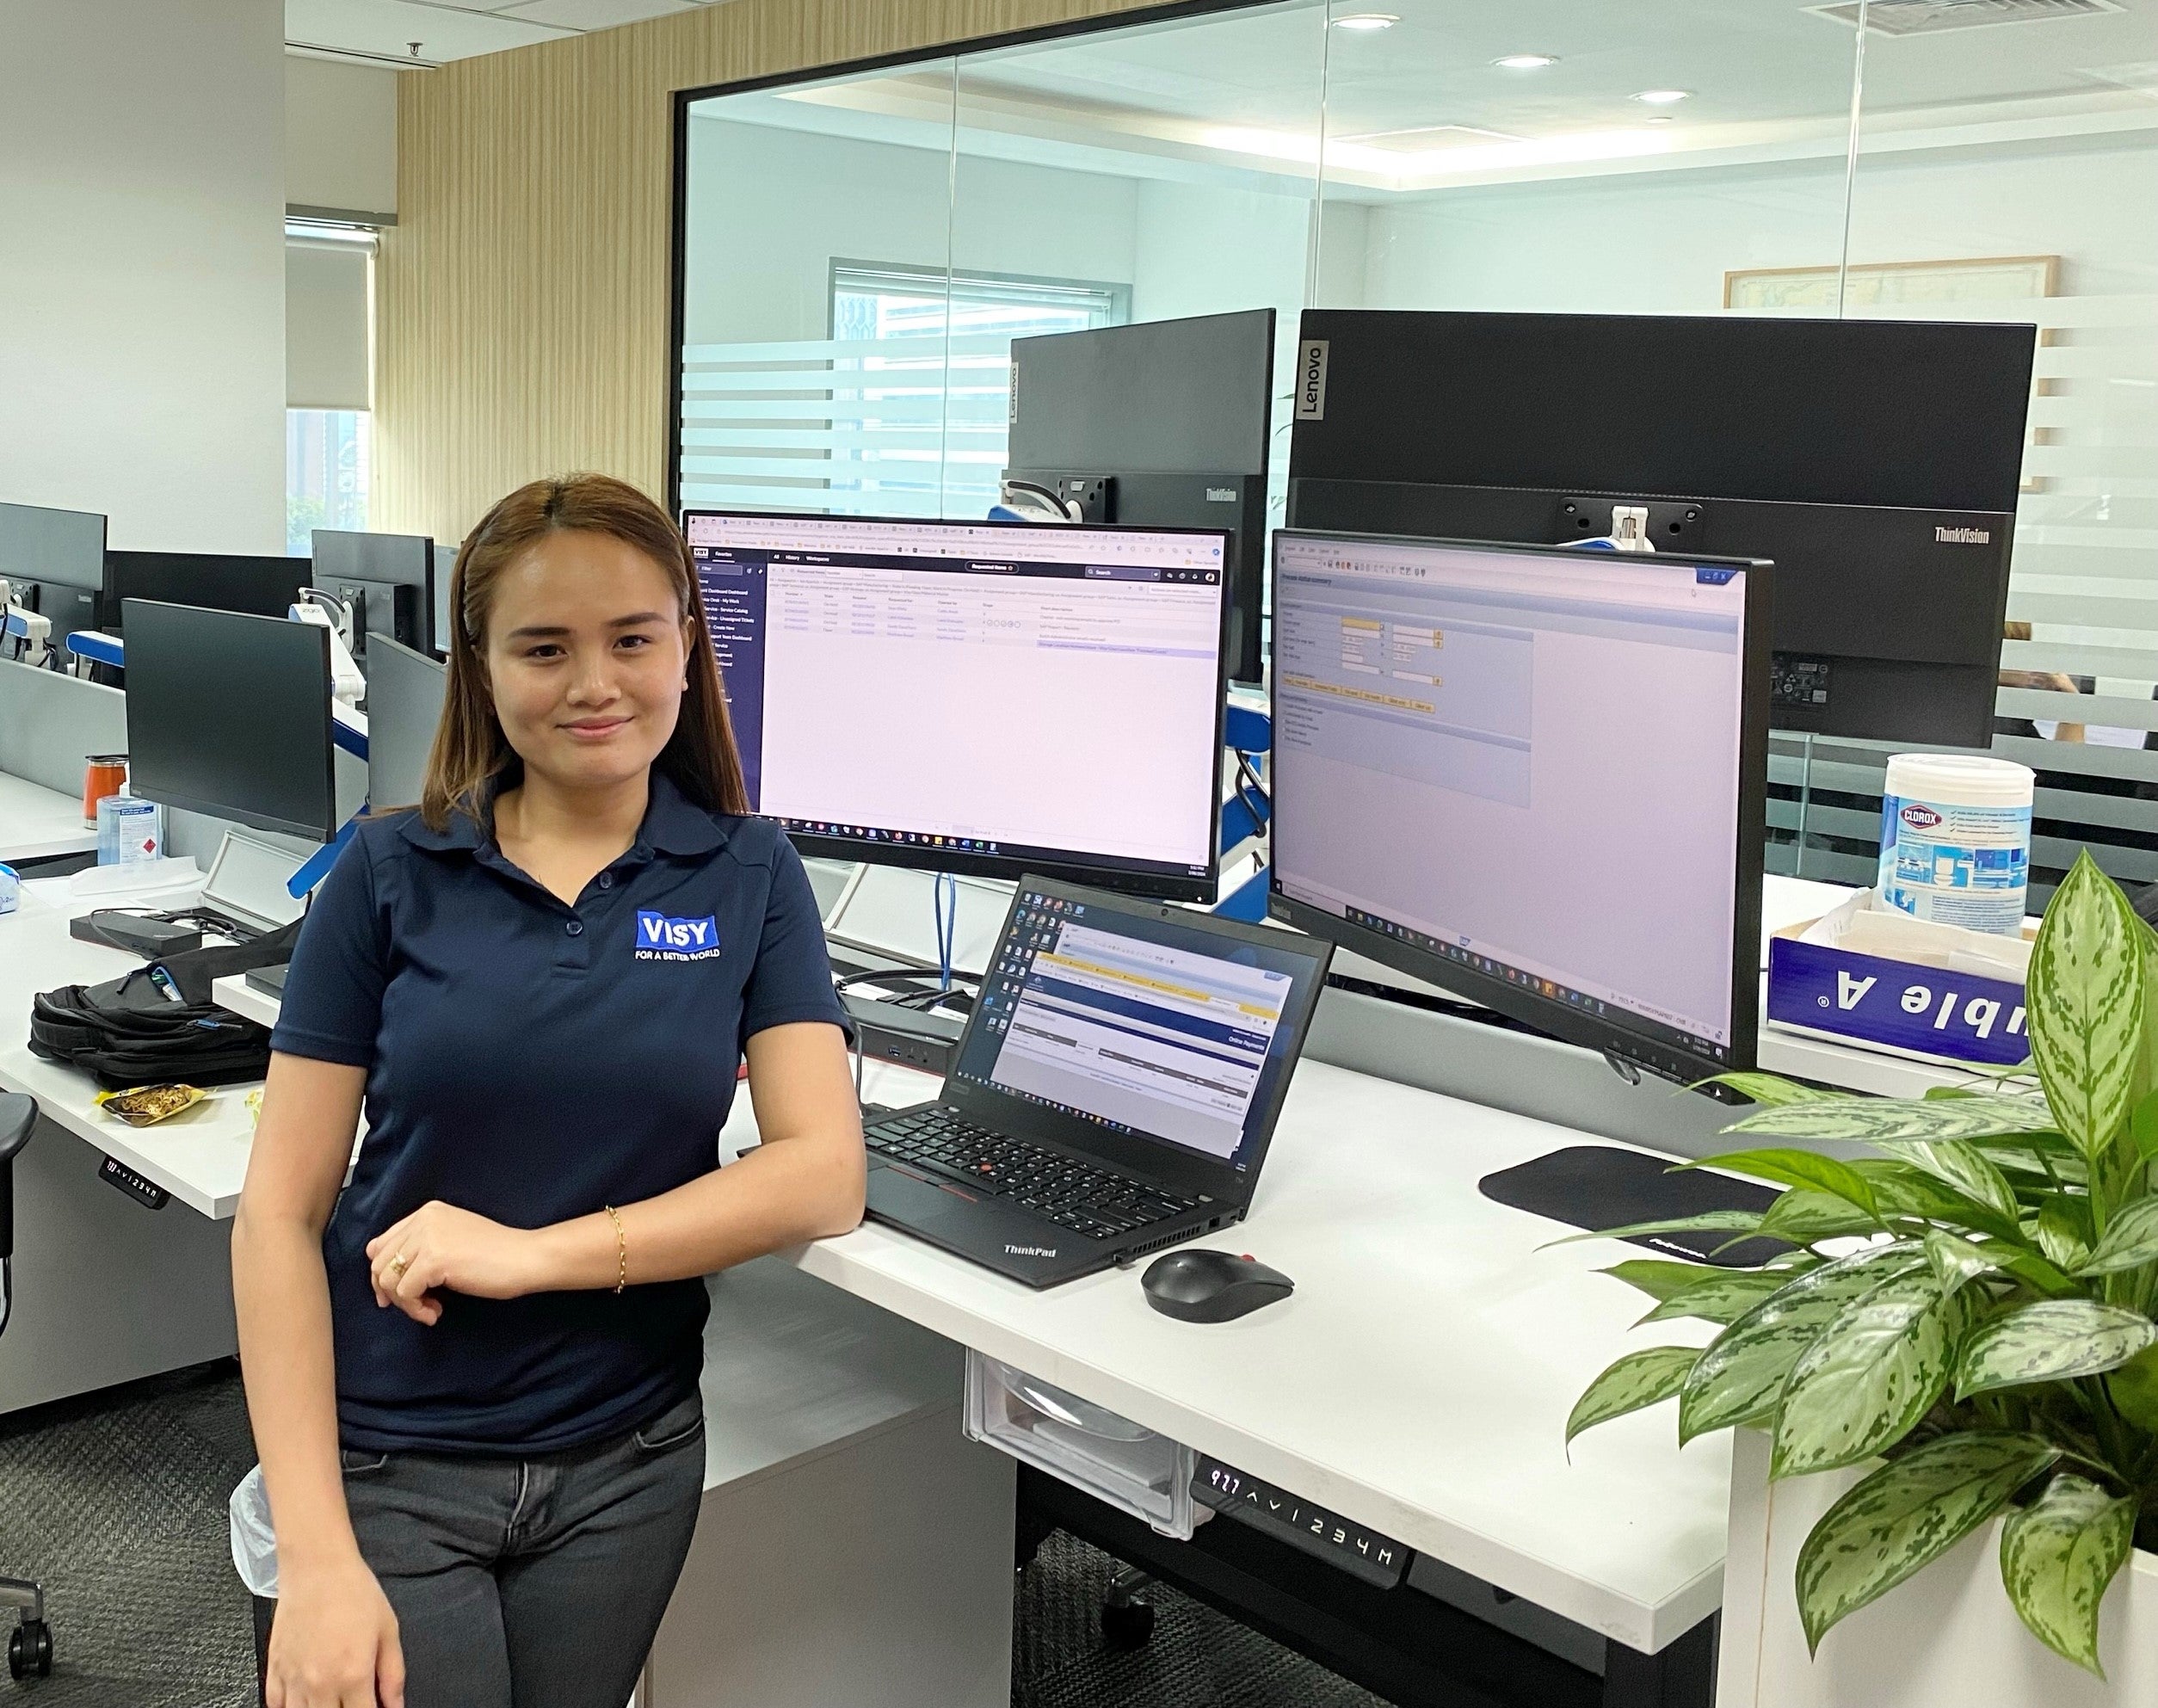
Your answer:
[1267,532,1769,1089]
[681,510,1231,902]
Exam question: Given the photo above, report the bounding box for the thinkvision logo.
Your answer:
[1936,526,1992,546]
[1004,1243,1058,1259]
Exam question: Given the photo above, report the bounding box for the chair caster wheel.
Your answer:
[8,1619,52,1679]
[1101,1595,1155,1650]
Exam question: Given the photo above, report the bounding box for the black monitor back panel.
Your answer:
[311,529,435,658]
[104,552,307,631]
[1286,310,2038,749]
[1008,308,1275,685]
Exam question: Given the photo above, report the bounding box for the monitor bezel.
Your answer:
[680,506,1235,904]
[120,599,339,845]
[1264,528,1770,1093]
[945,872,1335,1204]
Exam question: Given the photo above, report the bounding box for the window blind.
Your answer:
[286,239,372,412]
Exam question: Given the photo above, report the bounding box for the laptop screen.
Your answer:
[951,885,1329,1174]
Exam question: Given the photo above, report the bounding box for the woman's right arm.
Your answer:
[232,1051,404,1708]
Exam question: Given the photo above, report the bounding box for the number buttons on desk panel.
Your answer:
[1192,1456,1410,1588]
[99,1155,170,1211]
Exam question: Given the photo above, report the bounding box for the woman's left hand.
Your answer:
[365,1203,545,1325]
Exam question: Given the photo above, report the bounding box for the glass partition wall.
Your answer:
[675,0,2158,904]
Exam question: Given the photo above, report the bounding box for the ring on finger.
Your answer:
[386,1251,412,1279]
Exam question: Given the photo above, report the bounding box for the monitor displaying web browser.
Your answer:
[681,510,1232,902]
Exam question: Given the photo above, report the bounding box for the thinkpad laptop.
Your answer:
[862,876,1334,1288]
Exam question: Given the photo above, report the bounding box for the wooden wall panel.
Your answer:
[375,0,1168,544]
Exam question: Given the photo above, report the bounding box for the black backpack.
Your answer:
[28,921,303,1090]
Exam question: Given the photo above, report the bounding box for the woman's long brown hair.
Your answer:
[418,473,749,829]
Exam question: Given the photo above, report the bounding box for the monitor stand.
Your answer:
[1478,1145,1783,1268]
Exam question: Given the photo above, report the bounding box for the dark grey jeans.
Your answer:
[260,1390,706,1708]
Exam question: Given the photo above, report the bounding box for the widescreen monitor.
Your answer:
[1004,309,1273,687]
[311,528,435,660]
[0,501,107,650]
[1286,310,2035,749]
[122,600,337,842]
[103,552,306,632]
[681,510,1230,902]
[1267,531,1769,1090]
[365,635,447,810]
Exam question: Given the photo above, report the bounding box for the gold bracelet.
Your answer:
[605,1204,626,1294]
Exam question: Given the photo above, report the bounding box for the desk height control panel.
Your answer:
[1193,1455,1411,1588]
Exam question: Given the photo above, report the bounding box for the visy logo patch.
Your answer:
[635,910,724,962]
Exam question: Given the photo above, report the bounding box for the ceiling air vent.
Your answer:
[1809,0,2124,36]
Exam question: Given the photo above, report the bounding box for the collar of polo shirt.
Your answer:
[396,770,731,860]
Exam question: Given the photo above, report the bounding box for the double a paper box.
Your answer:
[1766,890,2034,1070]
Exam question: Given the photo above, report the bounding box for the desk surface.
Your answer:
[0,888,261,1217]
[755,1057,1731,1656]
[0,771,96,863]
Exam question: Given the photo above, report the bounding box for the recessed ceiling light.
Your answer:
[1330,12,1400,30]
[1493,53,1557,70]
[1631,89,1693,105]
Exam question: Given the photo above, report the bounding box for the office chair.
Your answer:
[0,1093,55,1680]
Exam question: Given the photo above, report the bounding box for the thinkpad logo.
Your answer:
[1936,525,1991,546]
[1005,1243,1058,1259]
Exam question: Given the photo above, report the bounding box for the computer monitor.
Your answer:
[1286,310,2035,749]
[311,529,435,661]
[432,543,459,657]
[681,509,1231,903]
[1267,531,1769,1092]
[121,600,337,842]
[0,501,106,651]
[102,552,307,632]
[366,635,447,810]
[1004,309,1273,687]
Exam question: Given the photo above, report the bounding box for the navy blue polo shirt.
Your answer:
[268,773,848,1455]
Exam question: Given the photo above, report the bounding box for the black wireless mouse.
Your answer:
[1141,1249,1294,1323]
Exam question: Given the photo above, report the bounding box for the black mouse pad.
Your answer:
[1479,1144,1785,1267]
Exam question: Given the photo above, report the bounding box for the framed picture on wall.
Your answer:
[1722,253,2060,311]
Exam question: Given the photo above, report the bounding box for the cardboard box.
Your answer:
[1766,891,2032,1070]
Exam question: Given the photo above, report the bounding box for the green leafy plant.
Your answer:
[1570,851,2158,1677]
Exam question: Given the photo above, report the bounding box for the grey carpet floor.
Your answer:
[0,1365,1387,1707]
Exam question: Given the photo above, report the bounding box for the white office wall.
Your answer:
[287,55,399,215]
[1354,139,2158,313]
[0,0,287,555]
[683,118,1141,345]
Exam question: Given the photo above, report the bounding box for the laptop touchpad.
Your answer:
[866,1163,984,1231]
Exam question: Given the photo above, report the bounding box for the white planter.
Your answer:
[1717,1429,2158,1706]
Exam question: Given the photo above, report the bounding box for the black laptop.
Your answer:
[862,876,1334,1288]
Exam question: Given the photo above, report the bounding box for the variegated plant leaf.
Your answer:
[1752,1189,1879,1249]
[2033,1195,2094,1272]
[1684,1150,1881,1219]
[1565,1346,1700,1446]
[1956,1299,2157,1400]
[1545,1210,1768,1249]
[1637,1268,1791,1327]
[2105,1344,2158,1434]
[1701,1072,1852,1107]
[2000,1473,2138,1678]
[2026,849,2146,1163]
[1771,1270,1971,1478]
[1796,1432,2061,1654]
[1599,1259,1713,1303]
[1723,1093,2059,1145]
[1922,1229,2075,1300]
[1865,1139,2021,1225]
[1847,1160,2022,1242]
[2132,1088,2158,1165]
[2074,1196,2158,1277]
[1677,1242,1927,1444]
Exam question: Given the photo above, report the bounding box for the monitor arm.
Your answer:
[292,592,367,709]
[0,579,52,669]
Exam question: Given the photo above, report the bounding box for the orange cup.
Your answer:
[82,755,127,827]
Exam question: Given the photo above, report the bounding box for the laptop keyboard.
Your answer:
[866,1107,1200,1242]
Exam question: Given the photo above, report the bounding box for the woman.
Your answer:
[231,474,864,1708]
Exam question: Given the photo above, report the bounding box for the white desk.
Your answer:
[0,888,260,1217]
[739,1057,1730,1656]
[0,771,96,863]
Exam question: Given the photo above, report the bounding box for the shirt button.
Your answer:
[565,921,584,937]
[598,874,613,891]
